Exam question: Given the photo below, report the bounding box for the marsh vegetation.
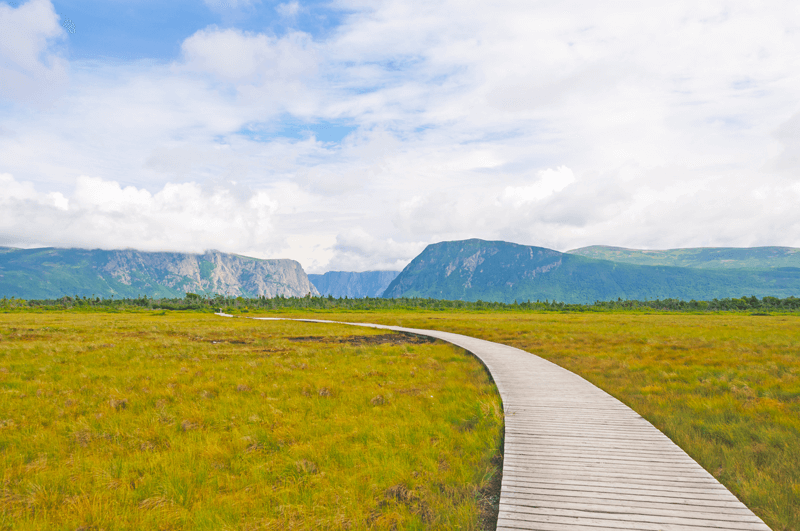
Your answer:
[3,305,797,530]
[0,312,503,530]
[278,310,797,531]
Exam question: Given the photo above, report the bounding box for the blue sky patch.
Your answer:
[45,0,347,62]
[236,119,357,144]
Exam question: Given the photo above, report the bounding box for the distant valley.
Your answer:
[308,271,400,298]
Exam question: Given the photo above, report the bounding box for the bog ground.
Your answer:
[0,311,502,530]
[247,309,799,530]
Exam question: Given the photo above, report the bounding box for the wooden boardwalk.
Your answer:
[237,315,771,531]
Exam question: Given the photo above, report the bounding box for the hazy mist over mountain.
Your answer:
[308,271,399,298]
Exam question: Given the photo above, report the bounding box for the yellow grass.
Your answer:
[0,311,502,530]
[254,309,800,531]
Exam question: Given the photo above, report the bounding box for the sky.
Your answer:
[1,0,800,273]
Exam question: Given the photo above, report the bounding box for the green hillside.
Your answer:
[0,247,317,300]
[0,248,162,299]
[383,239,800,304]
[567,245,800,270]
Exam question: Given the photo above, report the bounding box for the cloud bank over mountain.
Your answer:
[2,0,800,272]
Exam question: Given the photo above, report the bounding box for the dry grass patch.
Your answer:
[280,310,798,531]
[0,311,502,530]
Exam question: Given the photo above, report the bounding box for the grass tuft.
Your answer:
[0,311,503,530]
[295,310,798,531]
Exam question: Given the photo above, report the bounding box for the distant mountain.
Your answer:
[309,271,400,298]
[382,239,800,303]
[0,248,319,300]
[567,245,800,270]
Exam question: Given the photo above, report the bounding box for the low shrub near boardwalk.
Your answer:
[0,312,503,530]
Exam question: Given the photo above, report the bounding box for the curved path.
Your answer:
[222,314,771,531]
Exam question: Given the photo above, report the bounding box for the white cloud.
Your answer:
[503,166,576,206]
[47,191,68,210]
[0,0,68,104]
[0,173,281,254]
[4,0,800,274]
[275,233,336,273]
[324,228,427,272]
[179,27,317,84]
[1,172,38,200]
[276,1,300,18]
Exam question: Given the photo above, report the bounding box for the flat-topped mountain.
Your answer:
[309,271,400,298]
[382,239,800,303]
[0,247,319,300]
[567,245,800,270]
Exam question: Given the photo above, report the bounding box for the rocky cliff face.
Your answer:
[101,250,318,297]
[383,239,564,300]
[0,247,319,299]
[308,270,400,298]
[382,239,800,303]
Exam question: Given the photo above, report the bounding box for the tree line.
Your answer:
[1,293,799,313]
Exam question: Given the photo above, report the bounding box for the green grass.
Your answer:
[250,309,800,531]
[0,312,502,530]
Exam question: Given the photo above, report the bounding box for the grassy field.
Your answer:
[245,309,800,531]
[3,308,798,531]
[0,312,503,530]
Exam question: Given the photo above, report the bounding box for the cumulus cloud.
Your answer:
[390,161,800,252]
[4,0,800,273]
[0,0,68,104]
[503,166,576,206]
[276,1,300,18]
[0,173,281,253]
[179,27,317,84]
[324,228,427,272]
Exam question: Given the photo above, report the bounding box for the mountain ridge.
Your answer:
[0,247,318,299]
[382,239,800,303]
[567,245,800,270]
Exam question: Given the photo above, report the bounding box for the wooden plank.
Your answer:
[505,442,695,457]
[501,497,758,522]
[500,474,733,494]
[233,315,772,531]
[498,506,771,531]
[502,474,735,493]
[501,471,723,490]
[500,480,744,504]
[503,474,734,494]
[499,497,766,521]
[504,461,711,477]
[504,450,701,465]
[499,503,769,530]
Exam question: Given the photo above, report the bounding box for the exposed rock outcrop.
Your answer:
[382,238,800,303]
[0,247,318,299]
